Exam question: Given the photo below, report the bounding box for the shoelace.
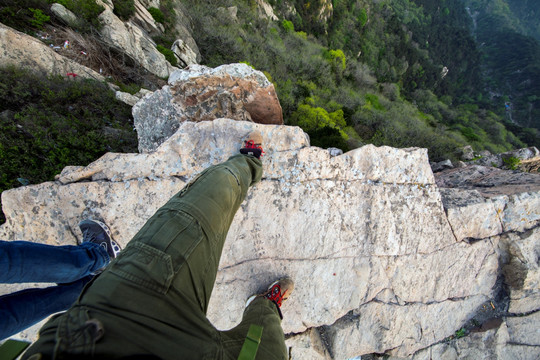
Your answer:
[265,284,289,307]
[244,140,265,155]
[82,228,99,244]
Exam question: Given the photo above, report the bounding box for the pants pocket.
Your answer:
[109,242,174,294]
[110,211,203,294]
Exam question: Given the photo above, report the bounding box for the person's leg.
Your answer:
[0,241,108,284]
[23,154,263,359]
[221,297,288,360]
[0,276,91,341]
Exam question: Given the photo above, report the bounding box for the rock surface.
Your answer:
[133,63,284,153]
[98,8,175,79]
[2,118,539,358]
[255,0,278,20]
[50,3,79,26]
[171,39,198,67]
[0,23,104,81]
[435,165,540,196]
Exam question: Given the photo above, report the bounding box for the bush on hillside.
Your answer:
[156,45,178,66]
[0,66,138,224]
[112,0,135,21]
[54,0,105,31]
[148,7,165,23]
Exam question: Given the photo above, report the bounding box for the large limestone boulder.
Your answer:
[133,63,284,153]
[255,0,278,20]
[98,8,175,78]
[50,3,79,27]
[171,39,198,67]
[132,0,164,35]
[3,119,539,358]
[170,1,201,63]
[0,23,104,81]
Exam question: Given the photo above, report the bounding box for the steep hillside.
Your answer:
[464,0,540,131]
[177,0,538,154]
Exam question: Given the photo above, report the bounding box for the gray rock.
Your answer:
[460,145,475,161]
[134,88,153,98]
[435,165,540,196]
[255,0,278,20]
[115,91,140,106]
[431,159,454,172]
[170,2,201,63]
[98,9,175,78]
[327,147,343,157]
[0,23,104,81]
[502,147,540,161]
[216,6,238,22]
[50,3,79,26]
[439,188,503,242]
[131,0,165,36]
[171,39,198,67]
[506,311,540,346]
[1,115,539,358]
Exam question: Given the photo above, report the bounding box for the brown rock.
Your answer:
[133,64,283,153]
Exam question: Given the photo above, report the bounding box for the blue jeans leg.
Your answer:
[0,240,109,340]
[0,241,109,284]
[0,276,92,340]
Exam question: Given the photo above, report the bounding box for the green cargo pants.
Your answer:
[22,154,288,360]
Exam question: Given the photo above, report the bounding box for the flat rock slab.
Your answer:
[1,120,538,358]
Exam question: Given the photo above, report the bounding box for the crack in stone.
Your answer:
[263,177,438,188]
[506,342,540,347]
[219,238,496,272]
[507,307,540,318]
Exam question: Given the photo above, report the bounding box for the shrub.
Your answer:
[324,49,347,71]
[0,0,50,32]
[503,156,520,170]
[113,0,135,20]
[281,19,294,32]
[460,126,481,142]
[148,7,165,23]
[365,93,385,111]
[29,8,50,28]
[0,66,137,224]
[156,45,178,66]
[357,8,368,28]
[58,0,105,31]
[307,126,350,152]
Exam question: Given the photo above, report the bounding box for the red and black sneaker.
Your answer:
[245,277,294,319]
[240,130,264,159]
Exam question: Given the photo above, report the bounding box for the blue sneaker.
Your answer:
[79,219,121,260]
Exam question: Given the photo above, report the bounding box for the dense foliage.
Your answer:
[0,0,104,32]
[178,0,534,159]
[0,67,138,223]
[112,0,135,21]
[464,0,540,131]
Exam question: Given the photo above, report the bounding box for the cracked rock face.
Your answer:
[1,119,539,359]
[133,63,284,153]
